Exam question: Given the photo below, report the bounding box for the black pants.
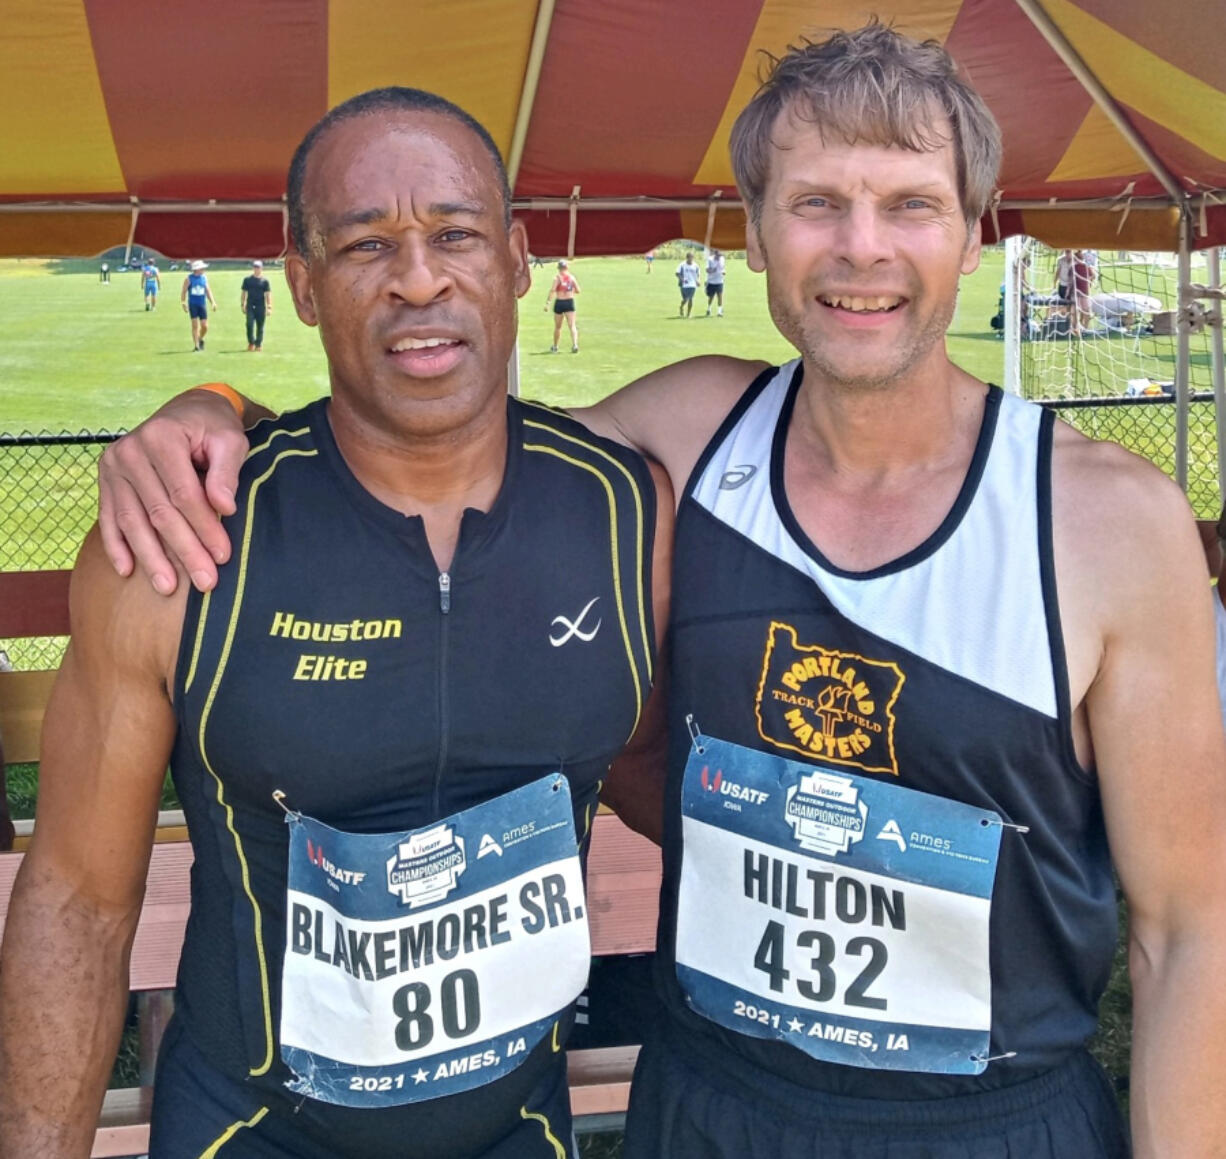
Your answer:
[246,309,266,347]
[625,1023,1130,1159]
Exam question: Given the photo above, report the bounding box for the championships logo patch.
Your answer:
[755,622,905,777]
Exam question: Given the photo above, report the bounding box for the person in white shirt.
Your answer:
[704,248,726,316]
[676,250,701,317]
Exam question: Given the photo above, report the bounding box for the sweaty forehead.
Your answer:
[303,111,501,226]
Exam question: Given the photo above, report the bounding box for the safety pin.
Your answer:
[686,714,705,755]
[271,789,301,820]
[982,817,1030,835]
[970,1050,1018,1064]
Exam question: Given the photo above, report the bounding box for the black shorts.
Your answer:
[150,1017,577,1159]
[554,299,575,315]
[623,1024,1129,1159]
[705,282,723,299]
[188,302,208,320]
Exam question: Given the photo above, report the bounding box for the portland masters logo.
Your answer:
[755,622,905,777]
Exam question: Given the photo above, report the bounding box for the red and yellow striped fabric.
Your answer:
[1,0,1222,256]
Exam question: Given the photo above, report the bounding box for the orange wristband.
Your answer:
[193,382,245,418]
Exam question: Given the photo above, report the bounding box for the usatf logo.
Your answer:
[305,838,367,887]
[699,765,770,806]
[755,622,905,777]
[386,824,466,908]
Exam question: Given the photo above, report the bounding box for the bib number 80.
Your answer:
[392,968,482,1051]
[754,920,889,1010]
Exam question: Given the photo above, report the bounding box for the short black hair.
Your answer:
[286,87,513,256]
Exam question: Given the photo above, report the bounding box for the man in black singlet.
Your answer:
[90,26,1226,1159]
[0,89,670,1159]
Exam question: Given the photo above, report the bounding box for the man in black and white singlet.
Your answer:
[92,25,1226,1159]
[590,29,1225,1159]
[0,89,670,1159]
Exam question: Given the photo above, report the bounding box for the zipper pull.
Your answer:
[438,571,451,614]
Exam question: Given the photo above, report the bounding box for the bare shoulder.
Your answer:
[573,355,770,490]
[1051,420,1205,621]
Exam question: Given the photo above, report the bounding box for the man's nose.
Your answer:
[834,203,894,269]
[386,239,452,306]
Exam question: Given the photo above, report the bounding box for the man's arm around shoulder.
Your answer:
[571,354,767,492]
[601,460,673,844]
[0,531,182,1158]
[1058,435,1226,1158]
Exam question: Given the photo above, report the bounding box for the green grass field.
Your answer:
[0,248,1006,432]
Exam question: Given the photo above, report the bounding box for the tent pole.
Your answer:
[1003,236,1023,395]
[506,0,559,188]
[1176,214,1192,490]
[1013,0,1186,208]
[1210,247,1226,506]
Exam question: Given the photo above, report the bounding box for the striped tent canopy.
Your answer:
[2,0,1223,258]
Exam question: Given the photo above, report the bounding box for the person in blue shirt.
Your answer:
[142,261,161,311]
[180,261,218,351]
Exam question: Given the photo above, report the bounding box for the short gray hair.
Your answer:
[730,21,1001,229]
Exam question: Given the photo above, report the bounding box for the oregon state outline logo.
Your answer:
[755,622,905,776]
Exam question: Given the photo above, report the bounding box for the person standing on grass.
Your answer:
[180,260,217,351]
[676,250,700,316]
[99,261,109,284]
[0,85,669,1159]
[142,259,161,310]
[240,259,273,351]
[704,248,726,316]
[544,259,581,352]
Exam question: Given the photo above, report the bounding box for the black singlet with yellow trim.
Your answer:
[170,396,655,1151]
[656,361,1117,1100]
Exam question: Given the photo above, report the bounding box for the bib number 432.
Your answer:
[754,920,889,1010]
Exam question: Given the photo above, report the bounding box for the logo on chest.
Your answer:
[755,622,905,777]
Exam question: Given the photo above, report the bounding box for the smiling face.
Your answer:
[285,109,530,440]
[746,104,981,391]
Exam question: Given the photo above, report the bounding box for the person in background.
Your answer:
[240,259,272,351]
[704,248,726,316]
[142,259,160,311]
[180,260,217,352]
[675,250,700,317]
[544,259,581,352]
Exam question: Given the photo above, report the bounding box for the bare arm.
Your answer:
[96,354,759,594]
[601,460,673,843]
[1058,440,1226,1158]
[570,354,765,487]
[0,533,181,1158]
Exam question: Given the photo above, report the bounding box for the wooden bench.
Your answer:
[0,569,659,1154]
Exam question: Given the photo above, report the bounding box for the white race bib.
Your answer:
[279,775,590,1105]
[676,735,1004,1074]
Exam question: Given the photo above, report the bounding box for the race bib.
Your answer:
[279,774,590,1106]
[676,734,1004,1074]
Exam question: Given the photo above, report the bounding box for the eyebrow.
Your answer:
[326,202,486,232]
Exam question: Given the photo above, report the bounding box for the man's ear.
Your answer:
[961,217,983,276]
[508,220,532,299]
[285,252,318,327]
[746,219,766,273]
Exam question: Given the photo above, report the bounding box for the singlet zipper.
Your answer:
[432,572,451,816]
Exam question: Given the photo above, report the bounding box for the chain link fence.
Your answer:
[0,430,119,670]
[1036,393,1222,518]
[1,397,1222,670]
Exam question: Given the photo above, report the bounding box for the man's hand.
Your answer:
[97,389,248,595]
